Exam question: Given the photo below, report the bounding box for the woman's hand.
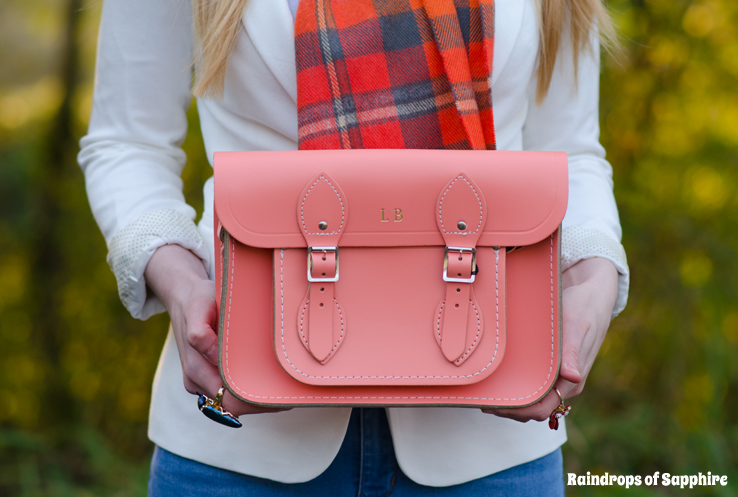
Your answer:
[482,257,619,422]
[145,244,286,416]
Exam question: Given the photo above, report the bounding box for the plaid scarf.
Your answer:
[295,0,496,150]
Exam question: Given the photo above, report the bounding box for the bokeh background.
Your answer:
[1,0,737,495]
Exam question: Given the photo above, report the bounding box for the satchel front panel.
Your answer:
[217,230,560,408]
[275,245,506,387]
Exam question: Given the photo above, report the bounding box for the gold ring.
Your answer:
[554,387,564,405]
[548,387,571,431]
[214,386,226,408]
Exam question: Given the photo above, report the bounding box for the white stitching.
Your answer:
[438,175,483,235]
[452,248,500,365]
[224,238,236,390]
[434,299,483,365]
[300,175,345,236]
[298,300,309,349]
[548,234,555,383]
[453,301,483,365]
[298,293,346,361]
[280,249,499,380]
[223,236,556,401]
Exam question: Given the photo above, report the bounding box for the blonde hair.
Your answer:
[192,0,618,101]
[192,0,249,98]
[536,0,618,103]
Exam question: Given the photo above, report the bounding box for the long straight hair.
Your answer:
[192,0,618,101]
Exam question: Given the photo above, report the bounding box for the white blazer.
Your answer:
[79,0,628,486]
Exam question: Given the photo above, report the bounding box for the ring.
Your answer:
[548,387,571,431]
[197,387,242,428]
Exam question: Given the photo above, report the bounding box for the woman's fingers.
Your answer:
[178,279,219,366]
[556,258,618,397]
[482,380,576,422]
[482,258,619,423]
[181,352,218,396]
[182,332,288,416]
[144,246,286,418]
[557,305,589,386]
[177,283,287,416]
[184,315,219,366]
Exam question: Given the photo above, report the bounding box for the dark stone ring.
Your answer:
[197,387,242,428]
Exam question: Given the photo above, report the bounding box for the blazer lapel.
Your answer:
[491,0,524,86]
[242,0,298,102]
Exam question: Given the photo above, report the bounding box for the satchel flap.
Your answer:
[214,150,567,248]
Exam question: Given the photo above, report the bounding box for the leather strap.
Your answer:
[298,173,347,363]
[435,173,488,364]
[299,172,347,247]
[440,251,475,361]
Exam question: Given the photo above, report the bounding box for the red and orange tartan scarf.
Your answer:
[295,0,496,150]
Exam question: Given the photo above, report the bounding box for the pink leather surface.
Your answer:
[215,150,567,249]
[217,234,559,407]
[276,246,505,386]
[435,174,487,363]
[435,173,487,248]
[300,280,344,364]
[298,172,347,247]
[215,150,565,408]
[437,259,480,364]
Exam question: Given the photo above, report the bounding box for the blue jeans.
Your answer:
[149,408,565,496]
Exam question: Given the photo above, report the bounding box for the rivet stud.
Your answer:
[318,221,328,230]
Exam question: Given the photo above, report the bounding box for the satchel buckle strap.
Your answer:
[307,246,339,282]
[443,247,477,283]
[303,246,343,363]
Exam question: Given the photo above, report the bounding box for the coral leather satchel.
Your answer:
[214,149,567,409]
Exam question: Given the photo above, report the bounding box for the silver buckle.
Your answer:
[307,246,339,282]
[443,247,477,283]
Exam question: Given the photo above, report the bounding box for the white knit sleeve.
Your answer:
[78,0,207,319]
[561,226,629,317]
[107,209,212,320]
[523,29,629,319]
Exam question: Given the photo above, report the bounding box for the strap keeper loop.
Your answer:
[307,246,339,282]
[443,247,477,283]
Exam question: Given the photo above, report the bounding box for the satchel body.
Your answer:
[214,149,567,408]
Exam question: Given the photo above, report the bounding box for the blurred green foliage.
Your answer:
[567,1,738,496]
[0,0,737,495]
